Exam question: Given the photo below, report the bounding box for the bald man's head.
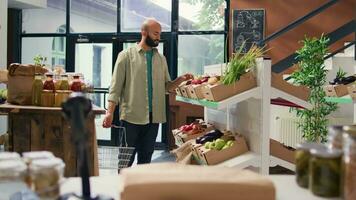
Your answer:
[141,18,161,48]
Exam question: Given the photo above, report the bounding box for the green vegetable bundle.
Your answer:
[222,43,266,85]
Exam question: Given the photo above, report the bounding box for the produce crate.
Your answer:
[324,84,349,97]
[186,83,207,100]
[180,85,191,98]
[196,135,248,165]
[347,84,356,100]
[173,123,214,146]
[175,87,183,96]
[202,72,257,102]
[271,73,310,101]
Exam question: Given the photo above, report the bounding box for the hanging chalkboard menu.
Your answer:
[232,9,265,53]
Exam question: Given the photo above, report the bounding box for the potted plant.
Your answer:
[290,35,338,143]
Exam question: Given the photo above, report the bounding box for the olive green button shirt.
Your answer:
[108,45,171,125]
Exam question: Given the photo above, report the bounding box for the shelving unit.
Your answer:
[176,58,271,174]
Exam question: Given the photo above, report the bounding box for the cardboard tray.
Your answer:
[195,135,249,165]
[324,84,349,97]
[202,72,257,102]
[271,73,310,101]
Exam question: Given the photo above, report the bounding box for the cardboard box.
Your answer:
[174,123,214,146]
[271,73,310,101]
[175,87,182,96]
[179,85,191,98]
[189,141,204,164]
[186,83,207,99]
[324,84,349,97]
[196,135,249,165]
[347,84,356,100]
[202,72,257,102]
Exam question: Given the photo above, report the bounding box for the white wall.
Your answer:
[0,0,8,135]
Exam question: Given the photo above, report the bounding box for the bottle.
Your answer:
[31,73,43,106]
[59,74,69,90]
[43,73,55,92]
[70,74,82,92]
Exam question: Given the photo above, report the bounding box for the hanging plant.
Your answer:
[290,35,338,143]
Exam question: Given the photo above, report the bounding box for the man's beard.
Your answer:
[145,35,159,47]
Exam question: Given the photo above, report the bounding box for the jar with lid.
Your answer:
[0,160,28,197]
[70,74,82,92]
[22,151,54,165]
[328,125,343,150]
[30,157,65,198]
[295,142,326,188]
[54,90,71,107]
[310,147,343,197]
[31,73,43,106]
[0,152,21,162]
[22,151,55,188]
[59,74,70,90]
[43,73,55,91]
[342,126,356,200]
[41,90,55,107]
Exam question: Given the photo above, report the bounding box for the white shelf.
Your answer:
[270,156,295,172]
[176,87,261,110]
[217,152,260,168]
[216,87,262,110]
[271,87,312,109]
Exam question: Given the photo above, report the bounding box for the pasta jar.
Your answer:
[22,151,55,188]
[0,152,21,162]
[310,147,343,197]
[295,142,325,188]
[0,160,27,196]
[342,129,356,200]
[30,157,65,198]
[327,125,344,150]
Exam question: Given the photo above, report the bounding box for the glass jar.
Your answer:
[310,147,343,197]
[0,152,21,162]
[30,158,65,198]
[43,73,55,91]
[54,90,71,107]
[343,131,356,200]
[22,151,55,188]
[41,90,55,107]
[59,74,70,90]
[295,142,325,188]
[328,125,344,150]
[22,151,54,165]
[70,74,82,92]
[0,160,27,197]
[343,125,356,138]
[31,73,43,106]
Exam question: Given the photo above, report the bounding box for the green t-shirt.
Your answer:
[146,50,153,112]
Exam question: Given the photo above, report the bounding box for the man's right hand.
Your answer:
[102,112,114,128]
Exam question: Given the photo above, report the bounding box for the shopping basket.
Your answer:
[98,125,135,170]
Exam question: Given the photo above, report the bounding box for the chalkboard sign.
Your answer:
[232,9,265,53]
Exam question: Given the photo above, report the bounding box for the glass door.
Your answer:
[70,35,117,145]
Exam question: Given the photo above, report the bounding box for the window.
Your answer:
[121,0,172,32]
[22,37,66,68]
[70,0,117,33]
[179,0,225,31]
[178,35,224,75]
[22,0,66,33]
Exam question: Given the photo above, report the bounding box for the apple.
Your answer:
[214,139,226,150]
[204,142,211,149]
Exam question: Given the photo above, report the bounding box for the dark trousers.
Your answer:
[120,113,159,166]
